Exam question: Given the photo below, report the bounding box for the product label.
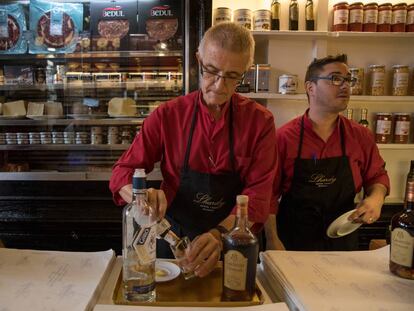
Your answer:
[279,75,298,94]
[363,10,378,24]
[224,250,247,291]
[408,11,414,24]
[133,224,157,265]
[334,10,349,25]
[50,8,63,36]
[393,72,409,88]
[306,5,314,20]
[350,9,363,23]
[378,11,392,24]
[392,10,407,24]
[391,228,414,268]
[395,121,410,136]
[376,120,391,135]
[371,72,385,88]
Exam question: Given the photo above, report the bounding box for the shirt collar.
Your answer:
[198,90,231,120]
[302,108,341,135]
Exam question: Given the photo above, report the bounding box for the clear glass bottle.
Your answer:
[346,108,353,120]
[305,0,315,30]
[359,108,369,128]
[271,0,281,30]
[122,168,157,302]
[222,195,259,301]
[289,0,299,30]
[390,160,414,280]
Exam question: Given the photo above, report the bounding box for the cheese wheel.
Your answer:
[27,102,45,116]
[3,100,26,116]
[108,97,137,117]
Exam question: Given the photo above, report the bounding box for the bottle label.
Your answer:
[306,5,314,20]
[363,10,378,24]
[350,9,363,23]
[392,10,407,24]
[395,121,410,136]
[376,120,392,135]
[271,3,280,19]
[156,218,171,237]
[408,11,414,24]
[290,7,299,21]
[391,228,414,268]
[334,10,349,25]
[393,72,409,89]
[378,11,392,24]
[133,225,157,265]
[224,250,247,291]
[371,71,385,88]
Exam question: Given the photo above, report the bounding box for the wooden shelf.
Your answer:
[0,118,144,126]
[377,144,414,150]
[0,144,130,151]
[252,30,414,39]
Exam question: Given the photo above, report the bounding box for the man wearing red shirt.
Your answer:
[110,23,277,276]
[265,54,389,251]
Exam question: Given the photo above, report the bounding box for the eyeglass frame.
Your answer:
[199,61,246,85]
[310,74,357,87]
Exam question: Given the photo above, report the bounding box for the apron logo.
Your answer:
[193,193,226,211]
[308,173,337,187]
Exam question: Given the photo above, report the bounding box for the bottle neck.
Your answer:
[405,181,414,211]
[235,204,249,230]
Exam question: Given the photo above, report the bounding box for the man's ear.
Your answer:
[305,80,314,97]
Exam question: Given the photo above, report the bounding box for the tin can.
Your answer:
[213,7,231,25]
[233,9,252,30]
[256,64,270,92]
[253,9,271,31]
[278,74,298,94]
[349,67,364,95]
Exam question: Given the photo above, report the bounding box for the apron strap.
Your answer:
[297,115,346,159]
[182,92,237,173]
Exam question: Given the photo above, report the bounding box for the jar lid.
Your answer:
[376,112,392,115]
[393,3,407,7]
[335,2,349,6]
[364,3,379,7]
[234,8,251,12]
[394,112,410,115]
[350,2,364,6]
[369,64,385,68]
[379,3,392,6]
[349,67,363,71]
[392,65,409,68]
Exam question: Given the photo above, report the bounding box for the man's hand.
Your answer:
[186,232,221,278]
[349,184,387,224]
[147,188,167,219]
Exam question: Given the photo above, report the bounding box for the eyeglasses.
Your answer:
[311,74,357,87]
[199,61,245,85]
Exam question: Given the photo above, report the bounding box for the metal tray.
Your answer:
[112,261,264,307]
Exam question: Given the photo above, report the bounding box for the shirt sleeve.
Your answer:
[109,107,164,205]
[239,116,278,224]
[360,128,390,194]
[270,128,287,215]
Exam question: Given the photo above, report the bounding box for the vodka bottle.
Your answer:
[122,169,157,301]
[222,195,259,301]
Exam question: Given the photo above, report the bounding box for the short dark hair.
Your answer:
[305,54,348,82]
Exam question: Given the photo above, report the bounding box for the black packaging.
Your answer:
[90,0,138,51]
[132,0,183,51]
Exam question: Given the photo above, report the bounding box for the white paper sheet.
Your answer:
[93,302,290,311]
[0,248,115,311]
[261,246,414,311]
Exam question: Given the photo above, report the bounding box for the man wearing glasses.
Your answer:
[266,54,389,251]
[110,23,277,275]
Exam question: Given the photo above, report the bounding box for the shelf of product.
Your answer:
[252,30,414,38]
[0,144,130,151]
[244,93,414,102]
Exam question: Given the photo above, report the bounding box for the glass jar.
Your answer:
[349,67,364,95]
[393,113,411,143]
[392,3,407,32]
[392,65,409,96]
[333,2,349,31]
[378,3,392,32]
[213,7,232,25]
[407,4,414,32]
[363,3,378,32]
[349,2,363,31]
[369,65,386,96]
[375,113,392,143]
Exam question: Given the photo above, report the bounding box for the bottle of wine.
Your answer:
[222,195,259,301]
[271,0,281,30]
[390,160,414,280]
[289,0,299,30]
[305,0,315,30]
[359,108,369,128]
[122,169,157,301]
[346,108,353,120]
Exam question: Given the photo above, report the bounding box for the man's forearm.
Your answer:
[119,184,133,204]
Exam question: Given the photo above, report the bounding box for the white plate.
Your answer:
[26,115,63,120]
[326,209,362,238]
[155,260,180,282]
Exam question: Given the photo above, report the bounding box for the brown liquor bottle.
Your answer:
[390,160,414,280]
[271,0,281,30]
[289,0,299,30]
[222,195,259,301]
[305,0,315,30]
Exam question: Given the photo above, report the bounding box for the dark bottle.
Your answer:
[222,195,259,301]
[305,0,315,30]
[271,0,281,30]
[390,160,414,280]
[359,108,369,128]
[289,0,299,30]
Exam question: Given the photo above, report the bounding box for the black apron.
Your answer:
[277,116,358,251]
[157,94,243,258]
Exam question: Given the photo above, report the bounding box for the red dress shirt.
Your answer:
[110,90,278,224]
[271,111,390,214]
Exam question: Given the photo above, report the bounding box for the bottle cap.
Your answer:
[134,168,146,178]
[237,195,249,205]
